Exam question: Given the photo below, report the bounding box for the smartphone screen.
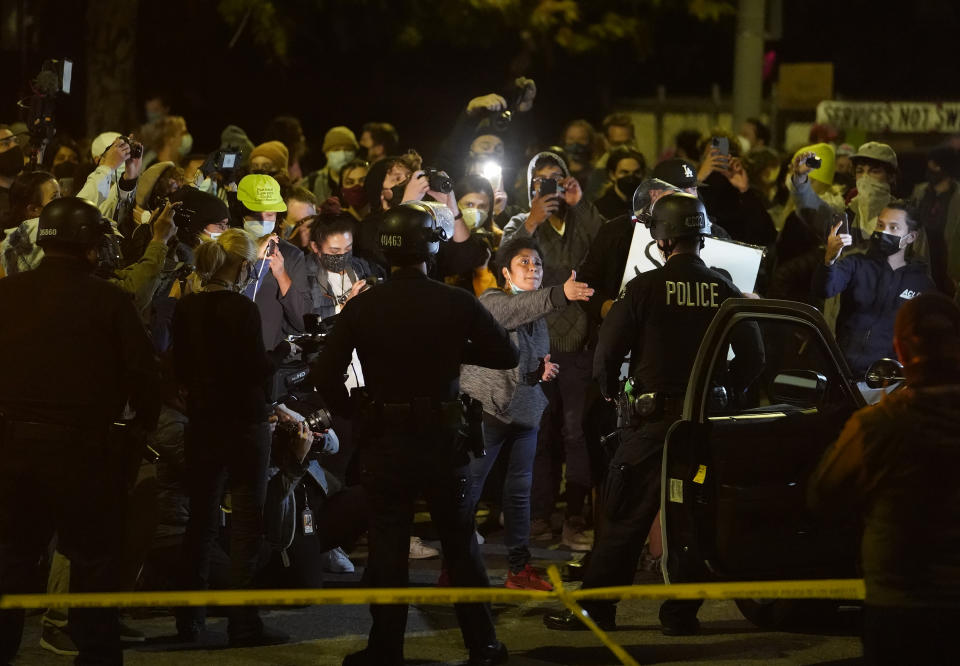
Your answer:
[712,136,730,156]
[61,60,73,94]
[539,179,558,196]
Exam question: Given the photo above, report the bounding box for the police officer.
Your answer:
[543,192,763,634]
[0,198,161,664]
[310,201,519,666]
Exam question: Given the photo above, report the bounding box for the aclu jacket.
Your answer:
[812,252,935,377]
[461,286,567,427]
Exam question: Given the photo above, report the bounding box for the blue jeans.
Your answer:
[469,415,539,573]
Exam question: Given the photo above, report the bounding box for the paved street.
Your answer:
[13,518,863,666]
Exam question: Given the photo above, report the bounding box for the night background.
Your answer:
[2,0,958,168]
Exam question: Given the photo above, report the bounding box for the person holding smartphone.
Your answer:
[235,173,311,350]
[500,151,604,548]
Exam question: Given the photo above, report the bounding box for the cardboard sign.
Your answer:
[619,223,765,295]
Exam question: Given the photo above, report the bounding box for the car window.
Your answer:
[706,317,848,418]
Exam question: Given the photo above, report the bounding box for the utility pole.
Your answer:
[732,0,765,130]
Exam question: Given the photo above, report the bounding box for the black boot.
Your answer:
[468,641,508,666]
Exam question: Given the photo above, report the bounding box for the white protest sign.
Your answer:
[619,222,765,295]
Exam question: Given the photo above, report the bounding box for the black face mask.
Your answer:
[320,251,351,273]
[927,168,948,186]
[53,161,77,180]
[0,146,23,178]
[388,181,407,209]
[615,174,643,199]
[869,231,903,257]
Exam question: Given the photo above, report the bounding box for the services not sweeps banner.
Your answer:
[816,100,960,133]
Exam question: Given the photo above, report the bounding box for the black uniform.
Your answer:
[310,266,518,664]
[0,256,160,664]
[583,252,764,626]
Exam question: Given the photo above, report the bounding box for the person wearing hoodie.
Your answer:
[460,237,593,590]
[500,150,604,547]
[813,201,935,378]
[808,292,960,666]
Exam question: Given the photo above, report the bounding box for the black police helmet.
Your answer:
[649,192,711,241]
[37,197,112,249]
[377,201,455,264]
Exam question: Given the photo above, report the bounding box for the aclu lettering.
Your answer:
[665,280,719,308]
[379,234,404,248]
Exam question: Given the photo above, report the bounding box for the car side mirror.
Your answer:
[770,370,828,407]
[865,358,904,389]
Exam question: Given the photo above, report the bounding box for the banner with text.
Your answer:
[816,101,960,134]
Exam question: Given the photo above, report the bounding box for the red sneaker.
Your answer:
[505,564,554,591]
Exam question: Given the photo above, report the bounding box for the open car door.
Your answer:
[661,299,864,586]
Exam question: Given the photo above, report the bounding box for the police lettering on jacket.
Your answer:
[665,280,720,308]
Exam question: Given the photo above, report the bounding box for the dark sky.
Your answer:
[3,0,959,169]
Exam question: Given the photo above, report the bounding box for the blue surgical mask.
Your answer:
[244,219,275,237]
[326,149,355,173]
[508,279,527,294]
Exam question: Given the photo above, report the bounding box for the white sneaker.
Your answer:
[408,536,440,559]
[322,546,355,573]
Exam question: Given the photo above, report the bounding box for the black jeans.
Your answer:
[179,418,271,635]
[532,349,594,520]
[579,424,701,626]
[863,604,960,665]
[0,430,126,665]
[358,422,497,664]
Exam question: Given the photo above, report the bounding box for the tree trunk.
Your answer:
[85,0,138,137]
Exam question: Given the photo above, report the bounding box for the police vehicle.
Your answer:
[660,297,902,628]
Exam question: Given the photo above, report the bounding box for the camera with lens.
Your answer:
[275,391,335,458]
[120,135,143,160]
[423,167,453,194]
[805,155,822,169]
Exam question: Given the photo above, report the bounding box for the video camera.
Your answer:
[18,58,73,168]
[490,78,533,132]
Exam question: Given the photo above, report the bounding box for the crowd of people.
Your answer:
[0,76,959,666]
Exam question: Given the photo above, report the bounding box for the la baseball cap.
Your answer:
[651,158,699,189]
[237,174,287,213]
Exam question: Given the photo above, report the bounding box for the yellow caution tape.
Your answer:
[546,565,640,666]
[0,578,865,609]
[0,577,866,666]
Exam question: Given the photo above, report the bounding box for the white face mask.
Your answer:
[179,133,193,157]
[461,207,488,229]
[326,150,355,172]
[244,219,275,237]
[206,231,223,241]
[507,277,527,294]
[855,176,891,231]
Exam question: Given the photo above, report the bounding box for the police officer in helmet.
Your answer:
[544,192,763,634]
[0,198,161,664]
[310,201,518,666]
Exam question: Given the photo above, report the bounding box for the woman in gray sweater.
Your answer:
[460,236,593,590]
